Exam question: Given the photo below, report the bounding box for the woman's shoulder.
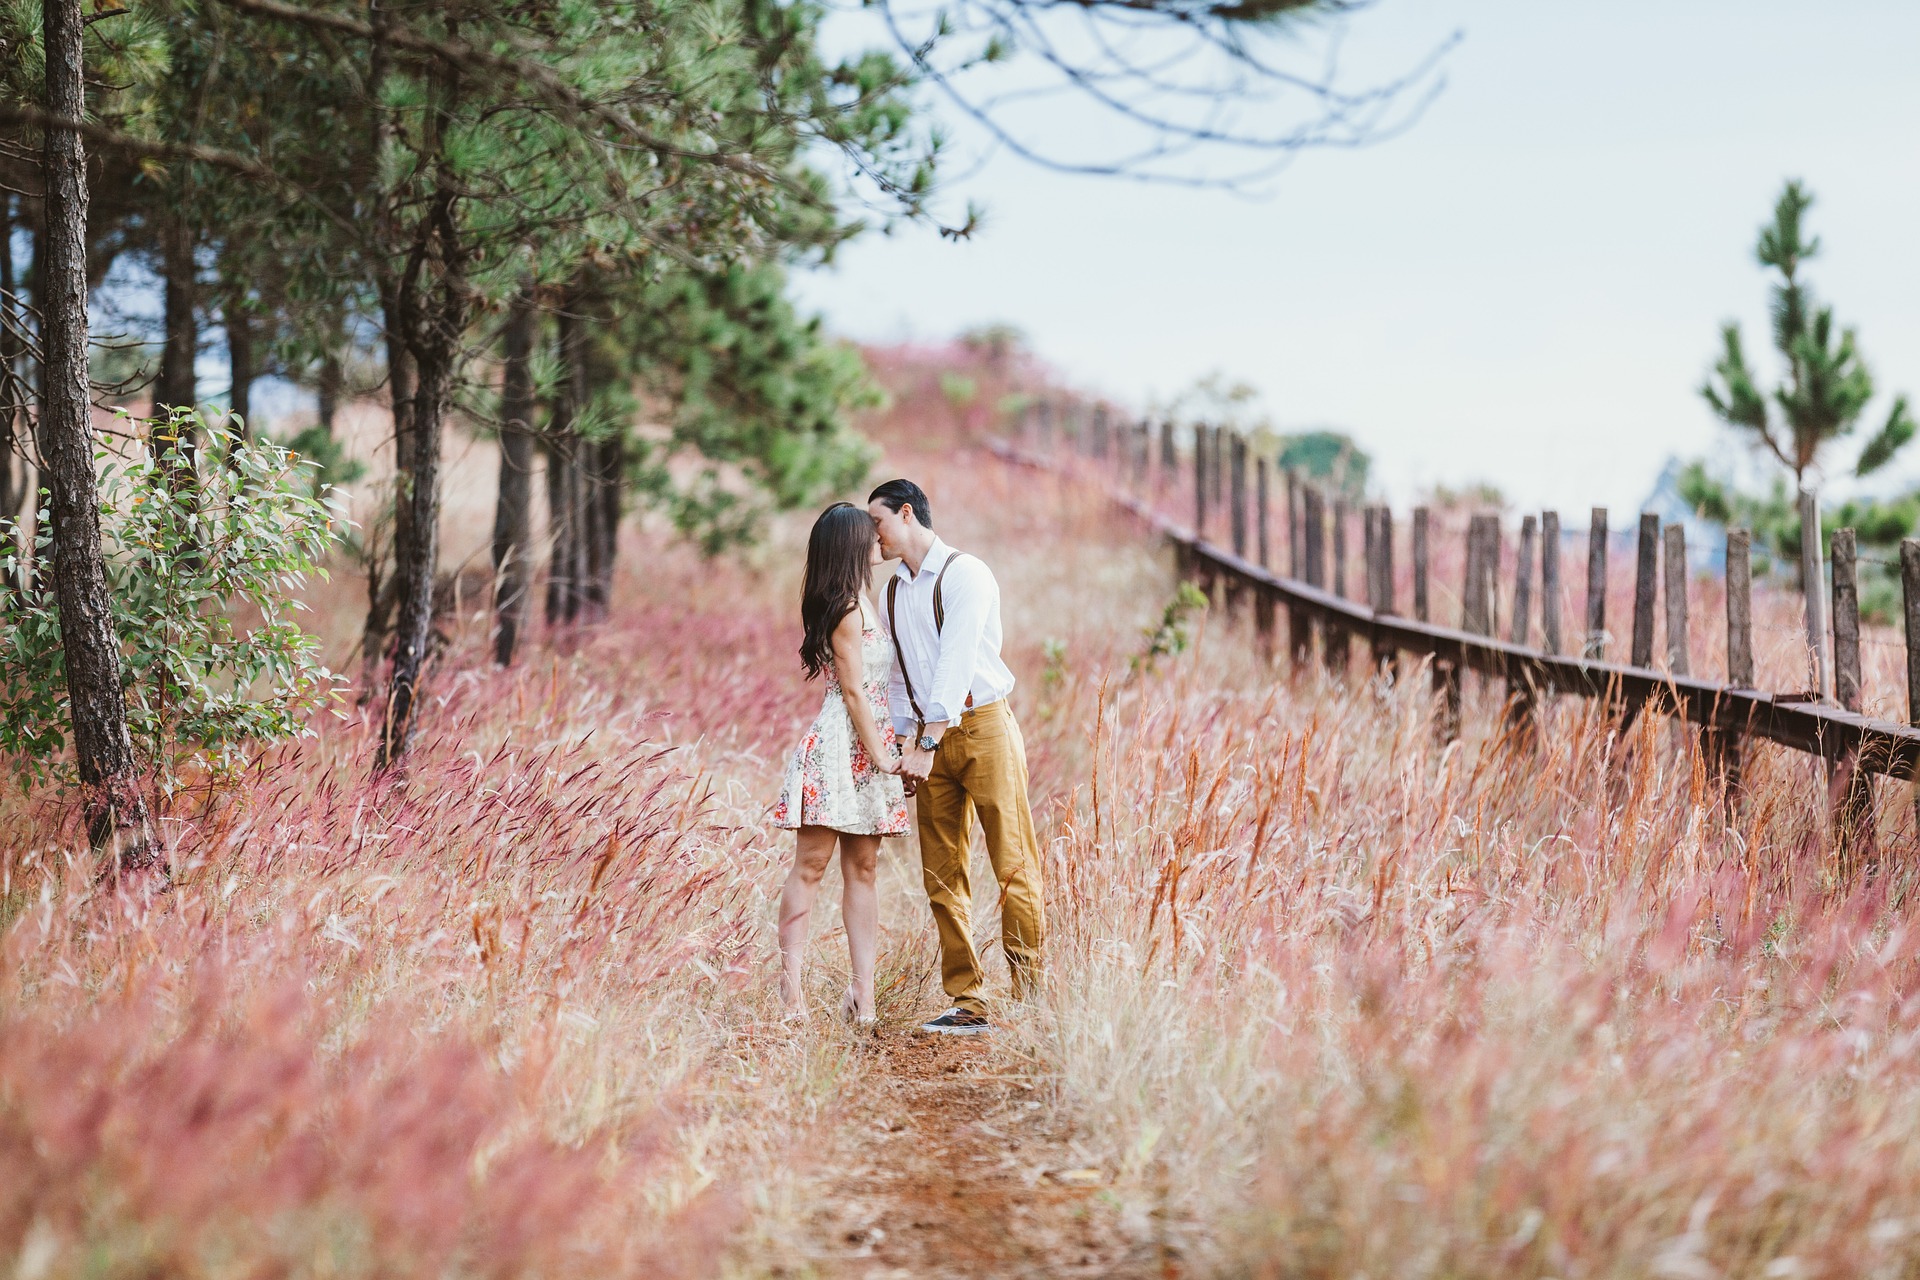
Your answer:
[839,593,882,636]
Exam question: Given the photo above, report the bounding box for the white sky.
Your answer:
[794,0,1920,515]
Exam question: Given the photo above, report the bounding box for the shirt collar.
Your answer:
[896,536,953,582]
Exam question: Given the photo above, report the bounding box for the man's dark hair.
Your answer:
[868,478,932,530]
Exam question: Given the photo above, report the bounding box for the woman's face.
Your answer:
[868,533,885,568]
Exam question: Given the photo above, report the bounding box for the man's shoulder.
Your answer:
[942,548,997,585]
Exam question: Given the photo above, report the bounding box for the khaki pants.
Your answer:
[915,699,1046,1013]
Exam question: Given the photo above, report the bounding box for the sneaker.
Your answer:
[917,1008,990,1036]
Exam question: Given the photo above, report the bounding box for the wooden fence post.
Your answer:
[1159,420,1176,487]
[1902,538,1920,846]
[1664,522,1694,758]
[1286,471,1301,580]
[1462,514,1488,635]
[1727,530,1754,688]
[1799,487,1829,698]
[1512,515,1537,647]
[1193,425,1208,539]
[1831,528,1877,867]
[1833,527,1862,710]
[1541,511,1562,655]
[1505,514,1538,731]
[1302,486,1326,589]
[1256,456,1270,569]
[1230,433,1248,560]
[1585,507,1609,660]
[1632,513,1659,669]
[1377,506,1395,617]
[1328,498,1350,674]
[1412,507,1431,623]
[1253,462,1275,656]
[1370,505,1396,673]
[1463,513,1501,639]
[1204,426,1219,508]
[1708,527,1754,804]
[1300,486,1327,671]
[1363,505,1376,602]
[1664,524,1690,675]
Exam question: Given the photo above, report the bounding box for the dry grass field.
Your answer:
[7,352,1920,1278]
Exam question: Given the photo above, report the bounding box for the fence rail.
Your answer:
[986,429,1920,788]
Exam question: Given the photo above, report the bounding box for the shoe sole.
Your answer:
[917,1023,990,1036]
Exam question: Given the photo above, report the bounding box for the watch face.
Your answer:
[918,735,938,752]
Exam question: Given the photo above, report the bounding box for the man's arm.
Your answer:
[887,642,914,740]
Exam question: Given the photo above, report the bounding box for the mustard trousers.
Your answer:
[915,699,1046,1013]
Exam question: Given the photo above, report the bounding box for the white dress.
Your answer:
[772,608,910,836]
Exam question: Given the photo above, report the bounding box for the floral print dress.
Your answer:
[773,604,910,835]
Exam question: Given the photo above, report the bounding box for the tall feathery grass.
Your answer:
[8,357,1920,1277]
[985,444,1920,1278]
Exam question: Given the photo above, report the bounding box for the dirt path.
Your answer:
[792,1030,1175,1279]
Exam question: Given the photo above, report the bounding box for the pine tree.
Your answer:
[1697,180,1916,695]
[1702,180,1914,491]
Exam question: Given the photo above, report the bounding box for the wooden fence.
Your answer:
[997,406,1920,850]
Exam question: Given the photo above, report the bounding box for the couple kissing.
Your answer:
[770,479,1046,1036]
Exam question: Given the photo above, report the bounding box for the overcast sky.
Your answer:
[794,0,1920,515]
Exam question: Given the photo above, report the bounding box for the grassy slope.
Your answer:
[6,351,1920,1276]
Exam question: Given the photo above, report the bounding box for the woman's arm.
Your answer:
[832,605,899,773]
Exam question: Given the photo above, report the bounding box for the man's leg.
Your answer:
[953,702,1046,1000]
[916,743,984,1013]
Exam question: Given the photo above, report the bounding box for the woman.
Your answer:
[771,502,909,1024]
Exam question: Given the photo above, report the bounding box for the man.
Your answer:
[868,478,1046,1036]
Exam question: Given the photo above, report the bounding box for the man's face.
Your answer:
[867,498,912,559]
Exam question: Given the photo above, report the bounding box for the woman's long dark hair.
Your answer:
[800,502,875,679]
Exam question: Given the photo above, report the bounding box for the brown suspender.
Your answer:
[887,551,972,729]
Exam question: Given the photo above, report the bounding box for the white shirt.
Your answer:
[885,538,1016,738]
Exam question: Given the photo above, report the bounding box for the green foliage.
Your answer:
[1132,581,1210,675]
[939,372,979,408]
[1679,458,1920,620]
[621,260,883,553]
[959,324,1027,367]
[1040,637,1068,692]
[1278,430,1371,497]
[1677,462,1797,573]
[1702,180,1915,485]
[279,423,367,492]
[1422,479,1508,512]
[0,409,343,797]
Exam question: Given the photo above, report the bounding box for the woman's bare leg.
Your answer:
[779,826,839,1017]
[839,834,881,1018]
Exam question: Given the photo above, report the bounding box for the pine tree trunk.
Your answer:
[225,287,253,439]
[588,436,622,614]
[358,288,414,696]
[491,285,535,665]
[40,0,155,868]
[0,192,23,526]
[317,349,342,435]
[581,439,607,621]
[545,302,585,627]
[156,216,195,412]
[377,291,457,767]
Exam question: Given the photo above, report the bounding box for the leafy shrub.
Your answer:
[0,408,343,800]
[1131,581,1210,675]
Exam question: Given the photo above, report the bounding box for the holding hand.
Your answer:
[900,745,935,783]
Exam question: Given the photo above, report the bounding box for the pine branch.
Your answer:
[1856,395,1915,478]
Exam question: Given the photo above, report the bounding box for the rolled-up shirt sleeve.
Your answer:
[888,645,914,739]
[926,558,993,724]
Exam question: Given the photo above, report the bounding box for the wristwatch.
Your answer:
[917,733,939,752]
